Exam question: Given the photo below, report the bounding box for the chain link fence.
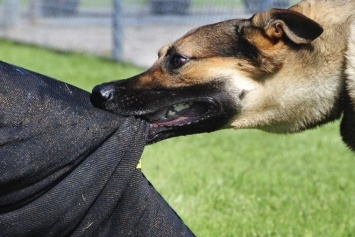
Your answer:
[0,0,294,68]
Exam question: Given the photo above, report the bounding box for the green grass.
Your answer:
[1,40,354,237]
[143,128,355,237]
[0,40,142,91]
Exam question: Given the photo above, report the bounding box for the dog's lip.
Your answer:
[141,99,221,143]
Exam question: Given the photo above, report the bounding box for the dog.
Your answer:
[91,0,355,151]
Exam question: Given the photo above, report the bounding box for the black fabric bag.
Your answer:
[0,61,194,237]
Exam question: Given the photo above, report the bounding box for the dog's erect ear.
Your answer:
[255,9,323,44]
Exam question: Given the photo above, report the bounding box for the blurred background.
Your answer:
[0,0,295,68]
[1,1,355,236]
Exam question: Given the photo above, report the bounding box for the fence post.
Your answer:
[112,0,123,61]
[3,0,19,30]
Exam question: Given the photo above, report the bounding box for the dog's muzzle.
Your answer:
[90,81,240,143]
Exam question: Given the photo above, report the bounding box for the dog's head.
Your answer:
[90,8,340,144]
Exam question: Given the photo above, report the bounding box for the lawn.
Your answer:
[1,40,354,237]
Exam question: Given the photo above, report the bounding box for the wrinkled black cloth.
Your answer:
[0,61,194,237]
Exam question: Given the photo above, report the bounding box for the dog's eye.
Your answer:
[170,55,187,69]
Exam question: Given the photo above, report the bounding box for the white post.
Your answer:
[3,0,19,29]
[112,0,123,61]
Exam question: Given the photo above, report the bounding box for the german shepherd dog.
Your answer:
[91,0,355,151]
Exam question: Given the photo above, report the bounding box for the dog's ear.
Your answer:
[255,9,323,44]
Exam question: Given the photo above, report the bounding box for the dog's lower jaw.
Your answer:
[146,114,232,144]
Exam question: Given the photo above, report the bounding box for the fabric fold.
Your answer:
[0,61,194,237]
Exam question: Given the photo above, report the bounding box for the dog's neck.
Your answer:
[289,0,355,126]
[232,0,354,134]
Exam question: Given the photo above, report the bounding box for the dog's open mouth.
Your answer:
[140,99,232,143]
[145,102,210,126]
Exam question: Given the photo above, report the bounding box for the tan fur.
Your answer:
[231,0,355,133]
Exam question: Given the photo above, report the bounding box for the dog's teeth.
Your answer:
[161,103,193,120]
[173,103,191,112]
[167,110,177,117]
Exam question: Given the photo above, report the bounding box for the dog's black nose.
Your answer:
[91,84,114,105]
